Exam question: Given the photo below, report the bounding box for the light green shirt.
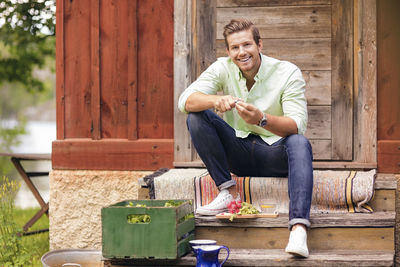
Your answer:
[178,54,308,145]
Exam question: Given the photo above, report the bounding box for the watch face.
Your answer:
[258,113,267,127]
[258,114,267,127]
[260,119,267,127]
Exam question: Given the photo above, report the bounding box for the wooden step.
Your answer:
[195,212,395,251]
[369,173,396,212]
[104,249,394,266]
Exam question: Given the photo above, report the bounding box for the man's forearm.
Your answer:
[264,114,298,137]
[185,92,219,112]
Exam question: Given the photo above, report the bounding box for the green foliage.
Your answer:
[0,119,26,176]
[13,208,49,267]
[0,0,56,176]
[0,176,31,267]
[0,0,55,92]
[0,177,49,267]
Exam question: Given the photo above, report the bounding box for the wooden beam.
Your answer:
[174,0,194,163]
[52,139,174,170]
[173,160,377,169]
[56,0,65,140]
[90,0,101,140]
[217,0,332,7]
[354,0,377,163]
[195,212,395,228]
[194,0,216,78]
[105,249,395,267]
[195,227,393,250]
[331,0,353,160]
[127,0,138,140]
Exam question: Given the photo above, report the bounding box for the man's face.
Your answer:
[226,29,262,78]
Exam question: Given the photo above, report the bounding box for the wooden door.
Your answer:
[174,0,359,166]
[53,0,175,170]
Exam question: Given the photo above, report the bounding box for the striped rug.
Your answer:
[154,169,375,214]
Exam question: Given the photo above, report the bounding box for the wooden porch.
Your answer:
[53,0,400,266]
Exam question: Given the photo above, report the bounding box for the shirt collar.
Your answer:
[230,53,268,81]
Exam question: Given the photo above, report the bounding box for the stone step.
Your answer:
[104,249,394,266]
[195,212,395,251]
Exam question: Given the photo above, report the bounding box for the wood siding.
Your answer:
[174,0,377,168]
[54,0,174,170]
[215,0,351,160]
[377,0,400,173]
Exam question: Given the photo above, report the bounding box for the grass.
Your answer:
[14,208,49,267]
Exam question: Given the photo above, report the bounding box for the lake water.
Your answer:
[3,120,56,209]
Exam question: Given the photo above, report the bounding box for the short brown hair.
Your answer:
[223,19,261,49]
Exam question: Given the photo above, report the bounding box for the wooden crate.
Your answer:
[102,199,194,259]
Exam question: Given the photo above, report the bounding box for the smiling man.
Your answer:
[178,19,313,258]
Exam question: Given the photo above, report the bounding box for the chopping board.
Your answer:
[216,212,279,219]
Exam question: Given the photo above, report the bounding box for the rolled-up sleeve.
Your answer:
[281,68,308,135]
[178,61,223,113]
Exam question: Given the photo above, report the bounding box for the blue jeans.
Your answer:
[187,110,313,229]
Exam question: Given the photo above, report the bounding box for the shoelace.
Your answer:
[204,193,232,207]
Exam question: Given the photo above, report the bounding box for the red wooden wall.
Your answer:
[53,0,174,170]
[377,0,400,173]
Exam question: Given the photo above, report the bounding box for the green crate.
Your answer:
[101,199,195,259]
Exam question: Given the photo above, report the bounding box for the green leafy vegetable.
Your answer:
[127,214,151,224]
[164,200,184,207]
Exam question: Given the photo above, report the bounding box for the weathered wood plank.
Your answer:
[127,0,138,140]
[64,0,92,138]
[195,212,395,228]
[369,189,395,212]
[354,0,377,163]
[174,0,194,163]
[312,161,377,169]
[193,0,216,78]
[217,0,332,7]
[306,106,331,139]
[137,0,174,138]
[217,6,331,39]
[304,71,331,105]
[174,160,378,169]
[216,38,331,70]
[195,227,393,250]
[375,173,397,189]
[106,249,394,267]
[56,0,65,140]
[52,139,173,170]
[90,0,101,140]
[310,139,331,159]
[331,0,353,160]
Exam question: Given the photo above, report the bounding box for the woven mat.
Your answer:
[154,169,376,214]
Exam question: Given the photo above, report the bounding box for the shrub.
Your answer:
[0,176,31,266]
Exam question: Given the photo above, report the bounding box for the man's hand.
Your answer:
[236,100,298,137]
[185,92,242,113]
[214,95,242,113]
[235,101,263,125]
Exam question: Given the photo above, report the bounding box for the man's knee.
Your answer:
[285,134,312,151]
[187,111,205,132]
[186,109,217,130]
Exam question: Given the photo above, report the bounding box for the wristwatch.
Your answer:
[258,113,267,127]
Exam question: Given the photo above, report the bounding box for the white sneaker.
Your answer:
[196,189,234,216]
[285,226,309,258]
